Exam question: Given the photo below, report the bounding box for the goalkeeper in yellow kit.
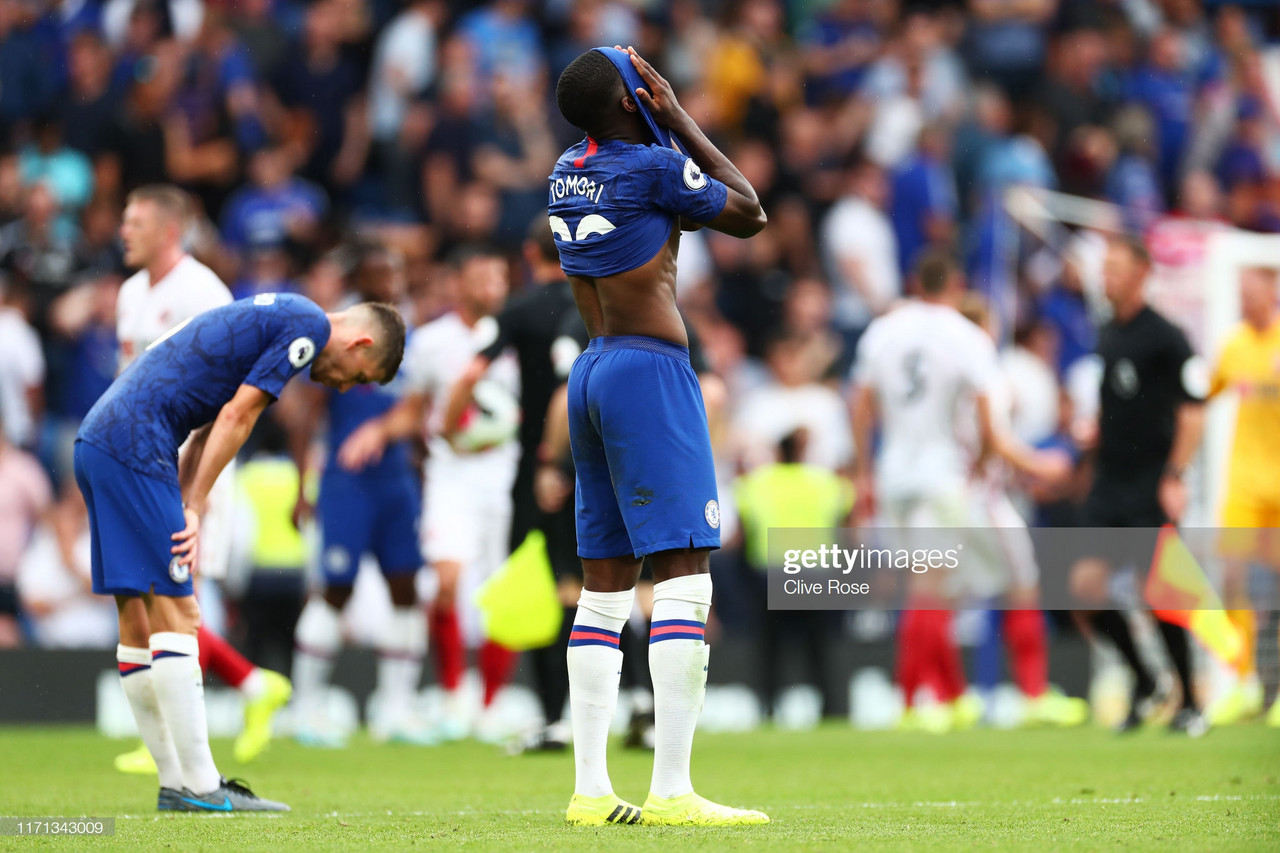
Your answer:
[1208,266,1280,727]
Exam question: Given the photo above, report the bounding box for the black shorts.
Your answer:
[0,583,18,618]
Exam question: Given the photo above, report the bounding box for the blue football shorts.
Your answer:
[567,335,721,560]
[74,439,193,598]
[317,467,422,586]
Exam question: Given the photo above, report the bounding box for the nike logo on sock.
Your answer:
[181,795,233,811]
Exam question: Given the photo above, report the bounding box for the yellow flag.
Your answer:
[475,530,563,651]
[1145,525,1243,667]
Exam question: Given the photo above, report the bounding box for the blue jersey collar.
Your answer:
[593,46,686,155]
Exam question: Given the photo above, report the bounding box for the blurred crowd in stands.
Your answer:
[1,0,1278,680]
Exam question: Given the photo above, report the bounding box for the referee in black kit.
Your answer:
[442,216,581,751]
[1074,235,1209,736]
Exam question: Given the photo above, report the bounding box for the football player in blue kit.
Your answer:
[75,293,405,812]
[288,248,428,746]
[551,46,769,826]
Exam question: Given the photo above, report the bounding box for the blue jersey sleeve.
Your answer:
[638,146,729,225]
[244,299,330,399]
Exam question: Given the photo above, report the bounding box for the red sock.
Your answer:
[1003,609,1048,698]
[901,605,965,704]
[431,608,464,691]
[197,624,254,688]
[478,640,518,707]
[930,610,966,703]
[896,610,925,707]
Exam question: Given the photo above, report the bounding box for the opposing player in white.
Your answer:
[110,186,291,775]
[955,294,1087,727]
[851,251,1064,732]
[340,245,521,740]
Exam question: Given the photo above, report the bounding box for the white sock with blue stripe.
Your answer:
[649,574,712,799]
[568,588,633,798]
[150,631,221,795]
[117,644,183,790]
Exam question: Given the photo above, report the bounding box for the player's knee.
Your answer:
[116,596,150,647]
[386,574,418,608]
[1070,558,1111,605]
[647,549,710,585]
[323,585,353,610]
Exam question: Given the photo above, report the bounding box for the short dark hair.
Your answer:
[556,49,625,134]
[526,213,560,264]
[448,242,505,270]
[127,184,190,227]
[359,302,406,384]
[915,249,958,295]
[1109,233,1151,268]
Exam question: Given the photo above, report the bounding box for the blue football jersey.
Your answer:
[79,293,331,483]
[548,138,728,278]
[325,369,409,477]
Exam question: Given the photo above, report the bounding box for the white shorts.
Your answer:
[960,484,1039,598]
[422,457,513,575]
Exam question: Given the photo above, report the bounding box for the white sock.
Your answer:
[293,598,342,717]
[568,588,633,798]
[117,645,184,790]
[149,632,221,795]
[238,668,265,700]
[377,606,426,729]
[649,574,712,799]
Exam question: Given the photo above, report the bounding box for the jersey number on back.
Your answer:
[548,215,617,243]
[902,350,926,403]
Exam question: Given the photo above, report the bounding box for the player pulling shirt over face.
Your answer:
[549,46,768,828]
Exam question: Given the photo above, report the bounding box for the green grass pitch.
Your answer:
[0,724,1276,851]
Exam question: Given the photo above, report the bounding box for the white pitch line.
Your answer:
[108,793,1280,820]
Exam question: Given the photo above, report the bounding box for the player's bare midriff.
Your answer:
[568,224,688,346]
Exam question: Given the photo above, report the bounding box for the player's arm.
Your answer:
[441,354,493,440]
[851,382,877,522]
[177,424,213,492]
[974,393,1070,483]
[280,381,327,527]
[534,383,574,513]
[172,385,273,567]
[335,391,429,472]
[625,48,766,238]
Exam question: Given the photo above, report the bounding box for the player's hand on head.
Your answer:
[336,421,386,472]
[170,506,200,570]
[626,46,685,129]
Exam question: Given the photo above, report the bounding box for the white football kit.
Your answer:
[116,255,237,579]
[854,300,999,527]
[403,312,519,641]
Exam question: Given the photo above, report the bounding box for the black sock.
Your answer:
[532,605,575,726]
[1090,610,1154,695]
[1156,619,1196,711]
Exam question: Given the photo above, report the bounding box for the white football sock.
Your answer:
[238,667,265,700]
[568,588,633,798]
[293,598,342,716]
[150,632,221,795]
[377,606,426,729]
[649,574,712,799]
[117,645,184,790]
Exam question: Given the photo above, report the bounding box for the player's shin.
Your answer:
[376,606,426,732]
[568,588,632,797]
[648,574,712,800]
[149,632,221,795]
[293,597,342,716]
[117,645,184,790]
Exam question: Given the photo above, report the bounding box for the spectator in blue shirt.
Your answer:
[890,122,957,279]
